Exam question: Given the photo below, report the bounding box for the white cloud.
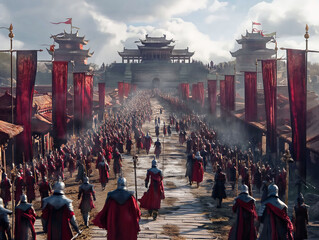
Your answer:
[208,0,228,13]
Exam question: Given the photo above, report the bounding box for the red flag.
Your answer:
[51,18,72,25]
[245,72,257,122]
[225,75,235,111]
[286,49,307,179]
[98,83,105,121]
[262,59,277,153]
[198,82,205,107]
[207,80,217,114]
[220,80,226,108]
[252,22,261,25]
[15,50,37,163]
[83,74,93,127]
[73,72,85,133]
[118,82,124,102]
[50,45,55,52]
[52,61,68,147]
[184,83,189,99]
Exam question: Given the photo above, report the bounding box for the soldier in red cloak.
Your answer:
[14,194,36,240]
[38,177,52,208]
[113,149,122,178]
[144,132,152,155]
[42,180,81,240]
[163,123,167,136]
[192,151,204,187]
[258,184,294,240]
[126,137,132,154]
[78,177,96,227]
[38,159,47,179]
[93,177,141,240]
[0,173,11,208]
[154,138,161,159]
[139,159,165,220]
[97,158,109,190]
[14,172,24,205]
[228,185,257,240]
[26,171,36,203]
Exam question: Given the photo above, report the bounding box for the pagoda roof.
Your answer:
[230,48,276,57]
[137,45,174,50]
[236,30,274,44]
[140,34,174,45]
[118,48,140,57]
[47,48,94,57]
[52,31,89,45]
[172,48,194,57]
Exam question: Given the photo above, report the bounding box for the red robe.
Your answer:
[139,170,165,210]
[42,204,75,240]
[0,178,11,204]
[228,198,257,240]
[93,192,141,240]
[15,205,36,240]
[98,163,109,186]
[26,175,36,202]
[15,176,24,203]
[192,158,204,183]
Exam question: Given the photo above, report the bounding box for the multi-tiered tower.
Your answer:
[47,31,94,72]
[231,31,275,87]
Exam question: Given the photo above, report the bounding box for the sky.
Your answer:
[0,0,318,66]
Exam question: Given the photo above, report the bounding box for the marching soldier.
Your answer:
[78,177,96,227]
[93,177,141,240]
[0,173,11,208]
[139,159,165,220]
[15,194,36,240]
[0,197,12,240]
[42,180,81,239]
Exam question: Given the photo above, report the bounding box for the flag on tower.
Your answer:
[51,18,72,25]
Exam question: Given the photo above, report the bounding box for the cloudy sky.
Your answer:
[1,0,318,65]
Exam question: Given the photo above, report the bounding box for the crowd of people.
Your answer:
[0,89,310,240]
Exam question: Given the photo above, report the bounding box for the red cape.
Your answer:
[42,204,75,240]
[15,207,36,240]
[139,171,165,210]
[93,196,141,240]
[192,159,204,183]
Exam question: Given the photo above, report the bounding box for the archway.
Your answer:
[152,77,160,88]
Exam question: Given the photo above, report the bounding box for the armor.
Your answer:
[0,198,12,240]
[107,189,134,205]
[267,184,279,197]
[152,159,157,168]
[117,177,127,190]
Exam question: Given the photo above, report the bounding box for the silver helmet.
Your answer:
[20,194,27,203]
[267,184,279,197]
[117,177,127,190]
[152,158,157,167]
[53,181,65,194]
[83,176,89,184]
[240,184,249,194]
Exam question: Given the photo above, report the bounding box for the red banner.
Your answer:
[118,82,124,102]
[73,72,85,133]
[192,83,197,101]
[124,83,130,97]
[287,49,307,178]
[220,80,226,108]
[98,83,105,121]
[52,61,68,147]
[15,50,37,163]
[197,82,205,107]
[184,83,189,99]
[244,72,257,122]
[207,80,217,114]
[83,74,93,127]
[225,75,235,111]
[262,59,277,153]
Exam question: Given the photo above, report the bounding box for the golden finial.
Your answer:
[304,24,309,40]
[8,23,14,39]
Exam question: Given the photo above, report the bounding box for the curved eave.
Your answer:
[138,45,175,50]
[54,37,88,45]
